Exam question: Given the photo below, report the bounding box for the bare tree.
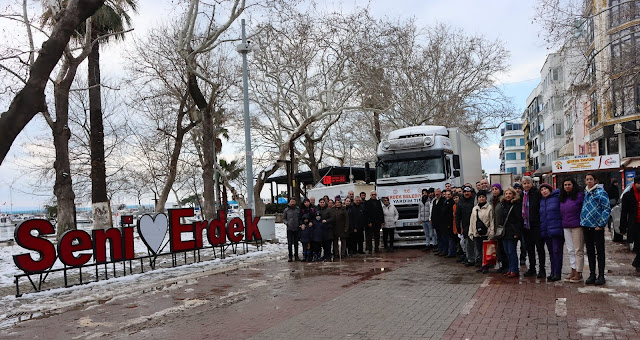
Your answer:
[0,0,104,165]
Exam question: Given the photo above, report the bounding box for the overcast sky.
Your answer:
[0,0,549,209]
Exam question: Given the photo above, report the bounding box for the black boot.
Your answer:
[585,273,596,284]
[295,255,300,261]
[288,256,293,262]
[536,270,546,279]
[595,274,606,285]
[524,268,536,277]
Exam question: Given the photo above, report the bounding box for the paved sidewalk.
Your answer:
[2,235,640,340]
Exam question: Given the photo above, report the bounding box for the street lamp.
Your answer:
[236,19,255,211]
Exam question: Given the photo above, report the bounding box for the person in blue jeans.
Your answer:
[500,187,524,278]
[418,188,435,250]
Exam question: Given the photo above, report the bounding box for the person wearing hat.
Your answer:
[456,185,477,265]
[539,183,564,281]
[621,176,640,272]
[469,190,495,273]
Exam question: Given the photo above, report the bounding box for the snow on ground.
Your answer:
[0,223,288,329]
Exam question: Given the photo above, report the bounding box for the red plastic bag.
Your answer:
[482,239,497,267]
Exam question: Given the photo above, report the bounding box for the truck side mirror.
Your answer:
[453,155,461,170]
[453,170,461,177]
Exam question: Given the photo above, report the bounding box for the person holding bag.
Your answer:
[491,184,507,273]
[469,190,495,273]
[500,187,524,278]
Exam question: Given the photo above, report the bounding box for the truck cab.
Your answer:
[376,126,482,246]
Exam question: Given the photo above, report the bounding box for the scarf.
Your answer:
[522,191,530,230]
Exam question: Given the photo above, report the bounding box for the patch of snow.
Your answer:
[577,318,618,337]
[577,287,616,294]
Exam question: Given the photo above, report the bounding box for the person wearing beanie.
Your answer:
[539,183,564,281]
[469,190,495,273]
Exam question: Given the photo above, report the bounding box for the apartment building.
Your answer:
[499,122,526,175]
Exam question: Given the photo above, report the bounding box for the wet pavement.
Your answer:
[2,235,640,340]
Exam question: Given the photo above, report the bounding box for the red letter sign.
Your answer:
[13,219,56,273]
[244,209,262,241]
[168,208,196,252]
[58,230,93,267]
[207,210,227,245]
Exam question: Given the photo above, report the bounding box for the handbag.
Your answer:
[482,239,498,266]
[476,210,488,236]
[495,205,514,239]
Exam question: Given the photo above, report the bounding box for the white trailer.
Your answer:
[375,126,483,246]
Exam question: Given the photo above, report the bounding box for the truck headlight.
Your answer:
[423,136,434,146]
[381,140,391,150]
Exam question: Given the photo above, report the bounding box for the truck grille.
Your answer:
[396,205,418,220]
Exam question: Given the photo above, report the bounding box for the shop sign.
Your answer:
[552,154,620,173]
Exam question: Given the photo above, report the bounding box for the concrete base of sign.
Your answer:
[257,216,276,240]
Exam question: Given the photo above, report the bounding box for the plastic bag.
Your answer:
[482,239,497,267]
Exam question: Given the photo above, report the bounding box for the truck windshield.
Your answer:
[377,157,445,178]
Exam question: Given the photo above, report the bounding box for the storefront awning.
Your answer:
[558,141,574,157]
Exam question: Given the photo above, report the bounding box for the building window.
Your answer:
[505,139,516,147]
[521,167,527,174]
[589,50,596,85]
[598,139,606,156]
[520,138,525,146]
[505,153,517,161]
[506,167,518,174]
[627,133,640,157]
[521,152,526,160]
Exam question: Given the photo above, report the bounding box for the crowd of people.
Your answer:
[282,173,640,286]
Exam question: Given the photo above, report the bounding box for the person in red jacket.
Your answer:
[621,176,640,271]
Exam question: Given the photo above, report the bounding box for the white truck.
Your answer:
[375,126,483,246]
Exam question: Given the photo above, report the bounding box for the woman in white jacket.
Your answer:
[469,190,495,273]
[382,197,399,251]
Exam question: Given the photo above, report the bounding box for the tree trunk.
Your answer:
[222,185,228,211]
[0,0,105,166]
[303,135,321,184]
[373,110,382,144]
[88,23,111,229]
[187,73,216,220]
[52,61,82,239]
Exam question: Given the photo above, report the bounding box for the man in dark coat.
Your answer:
[456,185,476,265]
[349,197,367,254]
[318,198,336,260]
[431,188,446,255]
[365,190,384,253]
[282,199,301,262]
[332,199,349,259]
[522,176,546,278]
[621,176,640,271]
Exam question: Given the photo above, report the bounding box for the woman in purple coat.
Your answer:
[539,183,563,281]
[559,178,585,282]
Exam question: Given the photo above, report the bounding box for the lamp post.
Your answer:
[237,19,254,211]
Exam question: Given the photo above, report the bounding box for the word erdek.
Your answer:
[13,209,262,274]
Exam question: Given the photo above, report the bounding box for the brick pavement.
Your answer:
[2,234,640,340]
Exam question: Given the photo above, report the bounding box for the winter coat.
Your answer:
[522,186,541,230]
[382,203,399,228]
[469,203,495,239]
[348,203,366,234]
[311,218,326,243]
[500,196,523,239]
[441,198,455,237]
[298,216,313,243]
[418,197,432,222]
[580,184,611,228]
[319,205,336,241]
[560,191,584,228]
[282,206,301,231]
[430,197,446,229]
[539,189,563,239]
[300,206,316,221]
[620,186,640,253]
[333,206,349,237]
[455,195,475,236]
[491,194,504,234]
[365,199,384,228]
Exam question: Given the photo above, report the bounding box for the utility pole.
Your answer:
[237,19,254,211]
